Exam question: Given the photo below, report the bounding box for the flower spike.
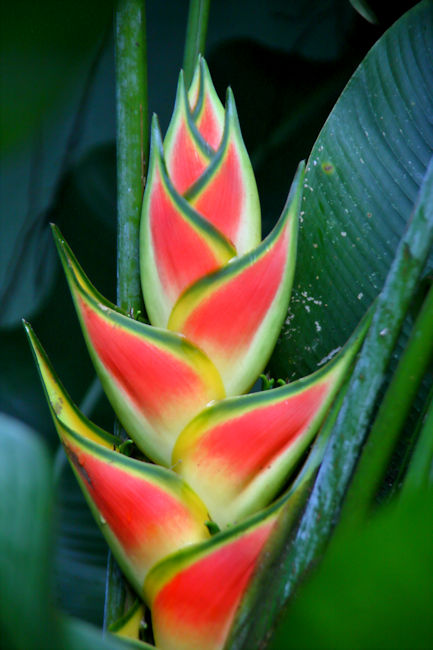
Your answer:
[52,225,225,466]
[140,116,236,327]
[184,88,261,254]
[172,311,370,527]
[23,323,211,591]
[168,161,304,396]
[164,70,214,194]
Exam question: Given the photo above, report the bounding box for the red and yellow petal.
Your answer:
[52,226,225,466]
[184,89,261,254]
[172,315,369,527]
[189,57,225,151]
[164,71,214,194]
[144,505,282,650]
[140,116,236,327]
[168,162,304,396]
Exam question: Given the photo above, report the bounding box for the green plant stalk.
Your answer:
[230,155,433,649]
[338,278,433,526]
[105,0,148,631]
[400,384,433,496]
[115,0,148,317]
[183,0,211,87]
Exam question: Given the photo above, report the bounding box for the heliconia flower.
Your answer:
[25,57,372,650]
[172,311,370,527]
[51,225,225,466]
[23,321,211,591]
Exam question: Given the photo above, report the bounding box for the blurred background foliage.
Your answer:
[0,0,429,642]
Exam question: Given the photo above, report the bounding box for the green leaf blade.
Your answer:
[273,0,433,379]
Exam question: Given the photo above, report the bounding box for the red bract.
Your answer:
[26,58,368,650]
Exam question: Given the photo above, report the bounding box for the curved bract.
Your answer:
[168,162,303,395]
[163,71,213,194]
[52,225,225,466]
[144,503,282,650]
[188,56,225,150]
[172,311,369,527]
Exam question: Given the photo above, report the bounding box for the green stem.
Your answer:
[115,0,148,316]
[339,279,433,525]
[231,156,433,649]
[400,384,433,496]
[183,0,211,87]
[104,0,148,631]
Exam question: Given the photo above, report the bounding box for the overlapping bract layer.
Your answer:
[140,57,297,397]
[25,59,369,650]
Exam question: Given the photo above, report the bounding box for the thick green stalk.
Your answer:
[183,0,211,87]
[338,279,433,525]
[115,0,148,316]
[105,0,148,631]
[230,155,433,649]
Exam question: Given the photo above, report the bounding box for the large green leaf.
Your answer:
[0,412,61,649]
[0,412,152,649]
[0,29,115,329]
[268,491,433,649]
[271,0,433,379]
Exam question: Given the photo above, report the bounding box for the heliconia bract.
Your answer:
[172,312,369,527]
[144,504,282,650]
[25,58,370,650]
[168,162,303,396]
[51,224,225,466]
